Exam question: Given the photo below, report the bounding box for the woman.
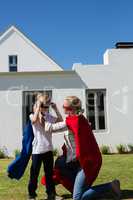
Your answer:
[43,96,121,200]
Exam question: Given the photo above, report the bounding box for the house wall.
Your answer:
[104,48,133,66]
[0,30,62,72]
[73,54,133,151]
[0,90,22,156]
[0,72,86,156]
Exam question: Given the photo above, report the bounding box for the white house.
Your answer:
[0,26,132,156]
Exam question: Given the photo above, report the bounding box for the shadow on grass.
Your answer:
[39,194,72,200]
[95,190,133,200]
[121,190,133,199]
[58,190,133,200]
[61,194,72,199]
[39,190,133,200]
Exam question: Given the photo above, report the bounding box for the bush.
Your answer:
[100,145,110,155]
[14,149,21,158]
[0,149,6,158]
[116,144,127,154]
[53,148,59,157]
[127,144,133,153]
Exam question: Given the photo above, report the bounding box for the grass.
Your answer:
[0,155,133,200]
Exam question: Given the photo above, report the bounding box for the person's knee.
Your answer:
[73,192,82,200]
[80,188,98,200]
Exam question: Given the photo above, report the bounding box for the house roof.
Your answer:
[0,25,63,71]
[0,70,74,76]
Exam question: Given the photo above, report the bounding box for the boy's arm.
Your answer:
[51,103,63,122]
[30,101,40,124]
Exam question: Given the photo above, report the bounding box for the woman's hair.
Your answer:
[65,96,84,114]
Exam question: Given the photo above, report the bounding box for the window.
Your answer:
[86,89,107,131]
[9,55,17,72]
[22,91,52,127]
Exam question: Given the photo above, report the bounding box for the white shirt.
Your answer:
[64,131,76,163]
[44,121,76,162]
[30,112,56,154]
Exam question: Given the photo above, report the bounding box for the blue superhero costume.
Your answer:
[7,120,34,180]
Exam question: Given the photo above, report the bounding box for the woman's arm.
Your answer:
[44,121,67,133]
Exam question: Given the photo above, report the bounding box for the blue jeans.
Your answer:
[73,169,112,200]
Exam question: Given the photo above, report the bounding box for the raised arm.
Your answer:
[30,101,41,124]
[51,102,63,122]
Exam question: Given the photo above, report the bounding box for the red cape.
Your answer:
[66,114,102,186]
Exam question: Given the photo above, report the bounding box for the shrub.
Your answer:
[100,145,110,155]
[116,144,127,154]
[127,144,133,153]
[0,149,6,158]
[53,148,59,157]
[14,149,21,158]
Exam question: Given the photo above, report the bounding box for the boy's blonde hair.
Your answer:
[65,96,84,113]
[36,92,51,105]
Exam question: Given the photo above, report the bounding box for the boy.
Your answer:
[28,93,62,200]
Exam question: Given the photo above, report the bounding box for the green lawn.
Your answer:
[0,155,133,200]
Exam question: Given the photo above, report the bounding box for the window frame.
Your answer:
[86,89,107,132]
[22,90,52,128]
[9,55,18,72]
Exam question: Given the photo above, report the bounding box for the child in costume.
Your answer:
[42,96,121,200]
[28,93,63,200]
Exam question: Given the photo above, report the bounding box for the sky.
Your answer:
[0,0,133,69]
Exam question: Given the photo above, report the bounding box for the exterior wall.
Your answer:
[0,72,86,156]
[73,61,133,152]
[0,91,22,155]
[0,29,62,72]
[104,48,133,66]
